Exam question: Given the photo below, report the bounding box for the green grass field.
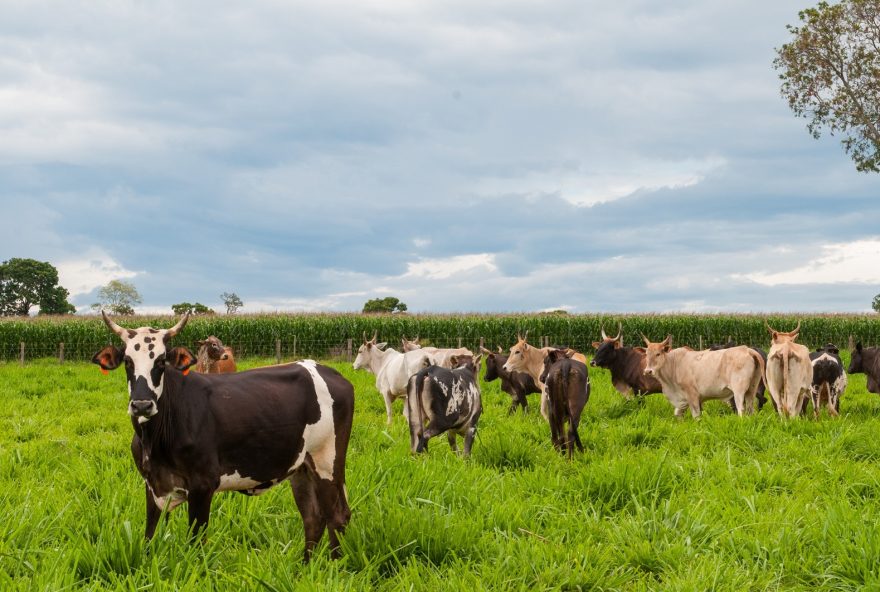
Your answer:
[2,353,880,591]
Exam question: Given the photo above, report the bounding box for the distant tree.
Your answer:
[362,297,408,314]
[171,302,215,315]
[873,293,880,313]
[91,280,142,316]
[0,258,75,316]
[221,292,243,314]
[774,0,880,172]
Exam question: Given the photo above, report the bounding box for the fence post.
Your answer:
[293,335,297,361]
[849,335,855,351]
[275,339,281,365]
[59,342,65,365]
[20,342,25,366]
[699,335,703,350]
[479,337,484,351]
[346,338,353,363]
[458,337,462,348]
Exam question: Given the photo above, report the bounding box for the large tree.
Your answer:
[774,0,880,172]
[91,280,142,316]
[221,292,243,314]
[362,296,408,314]
[0,258,75,316]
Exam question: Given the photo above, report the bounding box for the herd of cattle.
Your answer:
[88,312,880,562]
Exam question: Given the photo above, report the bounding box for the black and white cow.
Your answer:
[809,343,847,417]
[92,311,354,562]
[405,355,482,456]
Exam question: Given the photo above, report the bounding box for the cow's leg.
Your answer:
[186,487,214,541]
[685,390,702,419]
[829,393,840,417]
[447,431,458,453]
[462,425,478,456]
[144,482,161,540]
[732,389,746,417]
[507,396,518,415]
[382,392,394,425]
[674,403,688,419]
[314,477,351,560]
[539,391,550,421]
[289,469,326,563]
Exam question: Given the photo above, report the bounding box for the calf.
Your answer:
[849,342,880,394]
[92,312,353,562]
[406,355,482,456]
[643,335,764,418]
[194,336,237,373]
[590,325,662,399]
[765,322,813,418]
[809,343,847,417]
[539,349,589,458]
[480,346,540,414]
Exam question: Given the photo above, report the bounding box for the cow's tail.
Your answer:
[781,345,792,417]
[407,372,429,452]
[747,348,765,412]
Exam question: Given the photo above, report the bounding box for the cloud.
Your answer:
[738,239,880,286]
[56,250,140,297]
[404,254,498,280]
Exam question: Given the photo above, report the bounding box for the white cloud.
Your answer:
[56,250,140,297]
[738,239,880,286]
[403,253,498,280]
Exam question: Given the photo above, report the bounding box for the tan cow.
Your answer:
[765,322,813,418]
[400,336,474,369]
[642,335,765,418]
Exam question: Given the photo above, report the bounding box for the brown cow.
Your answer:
[765,322,813,418]
[502,332,556,419]
[590,324,662,399]
[195,336,237,374]
[539,349,589,458]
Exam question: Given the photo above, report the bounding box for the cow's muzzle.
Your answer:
[129,399,158,419]
[643,368,654,376]
[589,360,597,367]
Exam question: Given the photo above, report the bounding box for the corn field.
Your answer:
[2,313,880,362]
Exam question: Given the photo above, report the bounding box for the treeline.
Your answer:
[1,313,879,362]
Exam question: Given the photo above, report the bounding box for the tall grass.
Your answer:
[2,351,880,589]
[2,312,879,361]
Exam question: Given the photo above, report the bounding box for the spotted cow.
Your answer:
[809,343,847,417]
[92,311,353,562]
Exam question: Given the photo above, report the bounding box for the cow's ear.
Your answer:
[92,346,124,372]
[473,354,482,369]
[168,347,198,373]
[449,355,459,367]
[196,340,206,346]
[376,342,388,350]
[634,347,646,354]
[591,341,601,349]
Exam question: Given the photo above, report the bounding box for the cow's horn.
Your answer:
[765,321,776,335]
[101,310,128,339]
[600,324,608,340]
[165,312,190,338]
[613,322,622,342]
[640,332,650,346]
[362,331,367,344]
[523,329,529,342]
[791,321,801,336]
[372,330,378,343]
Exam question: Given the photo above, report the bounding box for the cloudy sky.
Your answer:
[2,0,878,314]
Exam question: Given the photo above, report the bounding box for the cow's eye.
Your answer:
[155,357,166,369]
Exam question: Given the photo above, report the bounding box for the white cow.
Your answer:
[353,332,436,424]
[765,322,813,418]
[400,336,474,369]
[642,335,765,419]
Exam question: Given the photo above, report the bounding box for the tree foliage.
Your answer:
[220,292,243,314]
[171,302,215,315]
[873,293,880,312]
[91,280,142,316]
[774,0,880,172]
[362,296,408,314]
[0,258,75,316]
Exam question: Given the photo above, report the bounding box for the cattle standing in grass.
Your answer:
[479,346,540,414]
[502,333,557,419]
[194,336,237,374]
[708,340,771,411]
[590,325,662,399]
[539,349,589,458]
[849,343,880,394]
[642,335,764,418]
[91,312,354,562]
[810,343,847,417]
[406,355,482,456]
[765,322,813,418]
[353,332,436,424]
[401,336,474,369]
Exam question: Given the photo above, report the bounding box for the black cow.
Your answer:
[590,332,662,399]
[850,343,880,395]
[406,355,482,456]
[809,343,847,417]
[708,340,772,411]
[540,349,589,458]
[92,312,354,562]
[480,346,540,413]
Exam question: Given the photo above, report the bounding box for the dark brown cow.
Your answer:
[539,349,589,458]
[590,325,662,399]
[849,342,880,394]
[92,311,353,562]
[480,346,540,414]
[194,335,237,373]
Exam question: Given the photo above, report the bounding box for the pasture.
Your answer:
[2,353,880,591]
